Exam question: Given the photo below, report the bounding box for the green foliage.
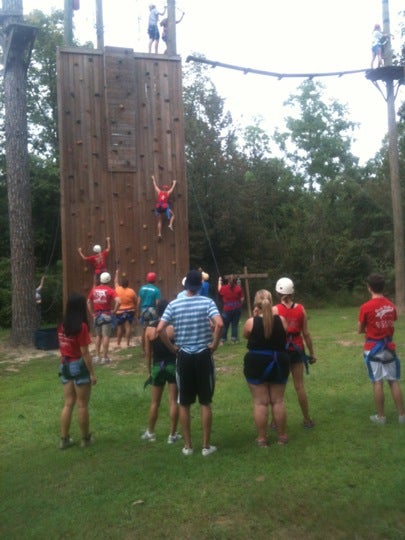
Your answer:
[1,308,405,538]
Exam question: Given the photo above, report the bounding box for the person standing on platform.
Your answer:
[148,4,166,54]
[218,275,245,344]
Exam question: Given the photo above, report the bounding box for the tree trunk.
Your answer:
[3,0,37,344]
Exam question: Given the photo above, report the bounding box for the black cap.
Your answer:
[185,270,202,292]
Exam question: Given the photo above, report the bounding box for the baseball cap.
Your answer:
[185,270,202,292]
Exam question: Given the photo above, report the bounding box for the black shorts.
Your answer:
[244,350,290,385]
[176,349,215,406]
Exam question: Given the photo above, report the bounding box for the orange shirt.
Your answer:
[115,286,137,312]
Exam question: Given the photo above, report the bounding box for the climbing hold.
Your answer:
[142,245,148,251]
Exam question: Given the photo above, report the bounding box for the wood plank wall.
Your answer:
[57,47,189,302]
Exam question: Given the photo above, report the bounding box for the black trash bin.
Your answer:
[34,328,59,350]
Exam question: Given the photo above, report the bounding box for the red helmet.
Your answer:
[147,272,156,283]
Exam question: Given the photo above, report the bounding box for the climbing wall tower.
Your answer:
[57,47,189,300]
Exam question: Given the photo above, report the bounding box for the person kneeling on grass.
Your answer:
[57,293,96,450]
[358,273,405,425]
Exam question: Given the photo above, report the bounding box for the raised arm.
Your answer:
[167,180,177,195]
[78,247,87,261]
[105,237,111,253]
[151,175,159,195]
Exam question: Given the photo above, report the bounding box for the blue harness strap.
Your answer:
[286,334,310,375]
[246,349,281,384]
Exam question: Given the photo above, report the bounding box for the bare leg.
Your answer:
[94,335,101,357]
[179,404,192,448]
[168,383,179,435]
[102,335,110,359]
[248,383,270,442]
[116,324,123,346]
[388,381,405,415]
[168,210,174,231]
[124,320,132,347]
[60,381,76,438]
[201,404,213,447]
[148,385,164,433]
[76,383,92,438]
[291,362,311,423]
[372,381,385,417]
[157,215,163,237]
[269,384,287,438]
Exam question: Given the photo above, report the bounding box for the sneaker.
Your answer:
[167,432,182,444]
[181,447,193,456]
[303,419,315,429]
[141,430,156,442]
[202,445,217,457]
[168,224,174,231]
[81,434,94,448]
[100,357,111,365]
[370,414,386,425]
[399,415,405,425]
[59,436,74,450]
[92,356,100,365]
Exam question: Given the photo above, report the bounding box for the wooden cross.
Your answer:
[224,266,268,317]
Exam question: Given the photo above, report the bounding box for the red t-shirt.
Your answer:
[219,284,244,312]
[358,296,397,351]
[88,285,118,312]
[276,302,305,350]
[85,249,108,274]
[58,322,91,360]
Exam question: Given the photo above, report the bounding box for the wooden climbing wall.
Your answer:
[57,46,189,301]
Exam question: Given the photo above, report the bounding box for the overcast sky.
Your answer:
[18,0,405,162]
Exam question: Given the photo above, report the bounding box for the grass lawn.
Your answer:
[1,307,405,539]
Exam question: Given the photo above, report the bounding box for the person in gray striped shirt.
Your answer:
[157,270,223,457]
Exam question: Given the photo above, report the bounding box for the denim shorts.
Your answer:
[59,358,90,385]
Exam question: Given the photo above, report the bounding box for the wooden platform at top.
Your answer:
[366,65,405,83]
[57,46,189,301]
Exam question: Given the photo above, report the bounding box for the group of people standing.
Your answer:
[57,264,405,455]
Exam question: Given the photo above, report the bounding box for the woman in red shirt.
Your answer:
[58,293,96,450]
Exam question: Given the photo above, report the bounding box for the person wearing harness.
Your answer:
[218,275,244,344]
[152,174,176,239]
[141,299,182,444]
[87,272,120,365]
[358,273,405,425]
[243,289,289,447]
[114,268,137,348]
[78,237,111,285]
[137,272,161,355]
[273,277,316,429]
[57,293,96,450]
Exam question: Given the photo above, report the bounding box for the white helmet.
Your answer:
[275,277,294,295]
[93,244,102,253]
[100,272,111,284]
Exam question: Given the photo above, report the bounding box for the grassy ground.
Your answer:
[1,307,405,539]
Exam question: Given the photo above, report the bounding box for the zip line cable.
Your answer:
[185,55,370,80]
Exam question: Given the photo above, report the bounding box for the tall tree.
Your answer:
[2,0,38,344]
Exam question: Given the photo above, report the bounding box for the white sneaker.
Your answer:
[399,415,405,425]
[202,445,217,457]
[370,415,386,425]
[92,356,100,365]
[100,357,111,365]
[141,430,156,442]
[181,447,193,456]
[167,432,182,444]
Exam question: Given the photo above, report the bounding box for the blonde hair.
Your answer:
[253,289,273,339]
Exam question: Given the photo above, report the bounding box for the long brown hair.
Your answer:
[253,289,273,339]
